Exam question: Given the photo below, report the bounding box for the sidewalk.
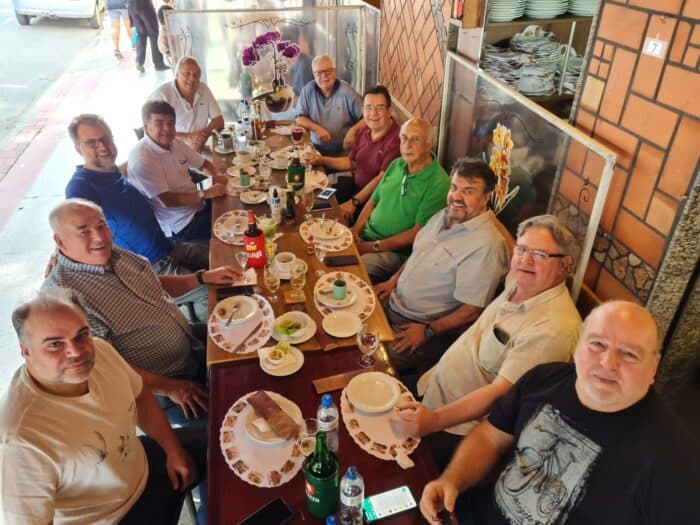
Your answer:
[0,26,173,386]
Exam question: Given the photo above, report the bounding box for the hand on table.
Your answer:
[166,444,197,491]
[420,479,459,523]
[393,322,427,353]
[206,183,227,199]
[392,400,440,437]
[166,379,209,420]
[203,266,243,285]
[356,240,374,255]
[339,200,356,223]
[315,126,331,142]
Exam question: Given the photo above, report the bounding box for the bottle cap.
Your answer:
[326,516,337,525]
[321,394,333,408]
[346,466,358,480]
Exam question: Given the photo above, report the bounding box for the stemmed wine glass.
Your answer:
[290,261,307,301]
[313,242,327,277]
[356,323,379,368]
[264,263,281,303]
[235,251,248,272]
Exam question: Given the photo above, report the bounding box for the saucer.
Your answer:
[322,311,362,338]
[258,346,304,377]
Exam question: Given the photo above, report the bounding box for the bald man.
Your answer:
[420,301,700,525]
[352,118,450,282]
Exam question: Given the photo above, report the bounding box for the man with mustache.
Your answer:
[392,214,581,469]
[374,158,510,376]
[420,301,699,525]
[0,289,206,524]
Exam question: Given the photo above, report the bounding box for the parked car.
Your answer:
[13,0,105,29]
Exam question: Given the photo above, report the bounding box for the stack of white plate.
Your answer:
[489,0,526,22]
[568,0,596,16]
[525,0,568,19]
[482,45,533,86]
[511,25,561,95]
[556,46,584,94]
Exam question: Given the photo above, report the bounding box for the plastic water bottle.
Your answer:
[340,466,364,525]
[317,394,339,453]
[239,98,250,120]
[270,188,282,222]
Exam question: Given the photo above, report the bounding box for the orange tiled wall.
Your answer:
[562,0,700,303]
[378,0,451,125]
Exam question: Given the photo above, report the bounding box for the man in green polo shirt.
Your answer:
[351,118,450,282]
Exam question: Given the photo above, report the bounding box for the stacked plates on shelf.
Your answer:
[525,0,568,19]
[482,45,533,87]
[568,0,596,16]
[511,26,561,96]
[556,46,584,94]
[488,0,526,22]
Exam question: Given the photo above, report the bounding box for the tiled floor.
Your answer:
[0,23,198,525]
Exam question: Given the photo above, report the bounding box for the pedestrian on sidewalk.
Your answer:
[107,0,133,60]
[127,0,168,73]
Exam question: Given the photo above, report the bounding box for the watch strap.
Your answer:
[424,324,435,339]
[195,270,205,285]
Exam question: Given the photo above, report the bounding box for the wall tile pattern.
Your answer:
[560,0,700,302]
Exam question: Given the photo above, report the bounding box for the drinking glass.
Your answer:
[290,261,307,301]
[264,264,281,302]
[356,323,379,368]
[300,418,318,456]
[301,187,315,221]
[235,250,249,271]
[291,126,304,145]
[313,242,327,277]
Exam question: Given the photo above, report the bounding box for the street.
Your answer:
[0,0,106,149]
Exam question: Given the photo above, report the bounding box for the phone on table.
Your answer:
[362,485,417,522]
[324,255,359,267]
[237,497,293,525]
[311,202,333,211]
[317,187,337,200]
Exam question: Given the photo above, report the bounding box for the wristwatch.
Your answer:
[197,190,205,200]
[195,270,206,285]
[351,197,361,207]
[424,324,435,339]
[372,240,381,253]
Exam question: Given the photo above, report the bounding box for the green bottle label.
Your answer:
[287,165,305,191]
[304,463,339,518]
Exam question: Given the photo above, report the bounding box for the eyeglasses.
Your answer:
[313,68,335,77]
[363,104,387,112]
[79,135,113,149]
[514,245,567,261]
[400,169,408,197]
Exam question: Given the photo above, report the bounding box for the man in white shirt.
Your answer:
[128,100,227,242]
[149,56,224,152]
[0,289,206,524]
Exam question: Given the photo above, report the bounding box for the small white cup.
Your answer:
[274,252,296,275]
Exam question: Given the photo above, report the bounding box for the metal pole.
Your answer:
[437,54,454,163]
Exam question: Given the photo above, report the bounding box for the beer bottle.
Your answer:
[287,149,305,192]
[304,430,339,518]
[243,210,266,268]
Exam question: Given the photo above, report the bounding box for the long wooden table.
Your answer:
[208,347,439,524]
[206,128,393,367]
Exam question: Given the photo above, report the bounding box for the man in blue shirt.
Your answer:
[66,114,208,278]
[295,55,364,156]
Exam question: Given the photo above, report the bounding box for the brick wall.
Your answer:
[379,0,451,125]
[563,0,700,302]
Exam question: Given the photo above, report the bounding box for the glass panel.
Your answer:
[164,4,378,122]
[440,54,615,299]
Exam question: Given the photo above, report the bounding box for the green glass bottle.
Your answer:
[304,430,339,518]
[287,150,305,192]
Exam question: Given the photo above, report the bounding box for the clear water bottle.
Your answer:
[239,98,250,120]
[340,466,364,525]
[317,394,339,453]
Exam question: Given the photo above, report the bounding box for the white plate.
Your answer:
[321,311,362,338]
[270,150,291,161]
[346,372,401,414]
[212,295,258,325]
[227,165,256,177]
[244,393,303,446]
[240,190,267,204]
[310,221,343,240]
[271,311,317,343]
[227,175,254,190]
[316,284,358,309]
[269,159,289,170]
[258,346,304,377]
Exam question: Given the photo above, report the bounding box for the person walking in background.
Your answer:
[127,0,168,73]
[106,0,133,60]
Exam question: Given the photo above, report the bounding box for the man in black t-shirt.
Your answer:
[420,301,699,524]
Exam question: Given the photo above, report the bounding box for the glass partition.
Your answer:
[438,52,617,300]
[164,3,379,121]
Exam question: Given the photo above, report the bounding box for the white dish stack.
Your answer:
[488,0,526,22]
[525,0,569,19]
[568,0,597,16]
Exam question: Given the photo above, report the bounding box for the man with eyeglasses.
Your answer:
[374,159,510,377]
[351,118,450,283]
[65,114,210,282]
[391,215,581,470]
[310,85,401,217]
[295,55,364,156]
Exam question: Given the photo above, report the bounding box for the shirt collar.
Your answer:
[314,79,340,101]
[56,248,121,275]
[502,280,568,313]
[143,132,170,155]
[443,208,495,233]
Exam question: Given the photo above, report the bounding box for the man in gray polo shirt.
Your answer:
[295,55,364,156]
[375,158,510,376]
[43,199,241,427]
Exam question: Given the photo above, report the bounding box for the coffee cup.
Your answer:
[332,279,347,300]
[235,150,252,166]
[274,252,296,275]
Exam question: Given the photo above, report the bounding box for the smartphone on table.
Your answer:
[362,485,417,522]
[237,497,293,525]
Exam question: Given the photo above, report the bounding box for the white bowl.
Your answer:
[346,372,400,413]
[321,311,362,338]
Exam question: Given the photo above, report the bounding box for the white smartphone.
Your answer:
[317,187,337,200]
[362,485,417,522]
